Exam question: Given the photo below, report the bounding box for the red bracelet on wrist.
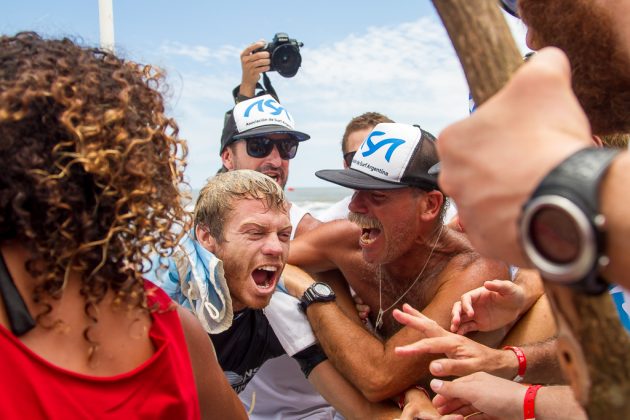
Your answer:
[503,345,527,382]
[523,384,542,419]
[397,394,406,410]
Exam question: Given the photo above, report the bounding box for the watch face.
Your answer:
[529,205,581,264]
[521,195,597,283]
[313,283,331,296]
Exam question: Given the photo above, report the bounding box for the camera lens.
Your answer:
[272,44,301,78]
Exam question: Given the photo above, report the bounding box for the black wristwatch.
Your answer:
[520,147,620,294]
[298,282,336,313]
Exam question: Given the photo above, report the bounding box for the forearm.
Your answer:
[498,339,565,384]
[521,339,565,384]
[316,270,363,324]
[308,361,401,420]
[514,269,545,316]
[602,152,630,289]
[535,386,587,419]
[307,302,429,401]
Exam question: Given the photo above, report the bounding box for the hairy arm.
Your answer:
[177,307,247,420]
[394,305,565,384]
[432,373,585,420]
[602,152,630,289]
[304,258,508,401]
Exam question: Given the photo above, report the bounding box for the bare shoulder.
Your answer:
[177,306,216,358]
[294,212,322,237]
[439,227,510,283]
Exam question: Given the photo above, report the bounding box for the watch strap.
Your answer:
[524,147,620,294]
[298,282,335,313]
[533,147,620,213]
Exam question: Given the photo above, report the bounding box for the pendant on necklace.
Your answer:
[375,308,384,330]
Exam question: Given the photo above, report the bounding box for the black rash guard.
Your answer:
[211,308,327,393]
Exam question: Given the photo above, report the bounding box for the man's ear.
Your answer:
[195,225,217,253]
[221,146,235,170]
[420,190,444,221]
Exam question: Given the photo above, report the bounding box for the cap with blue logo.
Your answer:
[220,94,310,153]
[316,123,440,191]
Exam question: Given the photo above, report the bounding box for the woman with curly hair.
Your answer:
[0,32,246,419]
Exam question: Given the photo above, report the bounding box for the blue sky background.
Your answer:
[3,1,528,188]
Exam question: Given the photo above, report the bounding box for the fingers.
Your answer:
[455,321,480,336]
[402,302,424,317]
[356,304,370,320]
[450,301,462,333]
[430,357,479,378]
[432,393,470,415]
[241,40,266,57]
[460,292,476,319]
[395,335,458,357]
[483,279,515,295]
[393,307,444,339]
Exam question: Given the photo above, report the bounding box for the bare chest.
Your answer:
[352,263,445,338]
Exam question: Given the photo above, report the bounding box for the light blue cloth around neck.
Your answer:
[145,233,233,334]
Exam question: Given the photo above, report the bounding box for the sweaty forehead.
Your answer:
[228,198,290,225]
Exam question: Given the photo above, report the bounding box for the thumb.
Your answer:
[431,378,470,401]
[483,279,515,295]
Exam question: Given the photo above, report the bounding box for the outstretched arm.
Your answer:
[285,258,508,401]
[395,304,565,385]
[431,373,586,420]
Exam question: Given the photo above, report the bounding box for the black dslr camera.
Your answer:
[256,33,304,78]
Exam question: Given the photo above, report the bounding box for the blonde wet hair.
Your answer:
[194,170,288,243]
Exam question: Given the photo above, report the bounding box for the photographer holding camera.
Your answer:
[234,33,303,103]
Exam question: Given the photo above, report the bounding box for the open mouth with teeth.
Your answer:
[251,265,280,291]
[262,171,282,183]
[349,213,383,248]
[360,227,382,246]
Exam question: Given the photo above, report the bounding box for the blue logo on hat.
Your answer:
[361,131,405,162]
[243,98,291,120]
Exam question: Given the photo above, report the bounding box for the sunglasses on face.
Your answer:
[343,151,356,167]
[243,137,299,160]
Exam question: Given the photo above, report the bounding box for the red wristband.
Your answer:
[503,345,526,382]
[397,394,405,410]
[523,384,542,419]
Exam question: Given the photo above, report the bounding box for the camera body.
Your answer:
[257,33,303,78]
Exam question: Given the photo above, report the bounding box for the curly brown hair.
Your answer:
[0,32,190,355]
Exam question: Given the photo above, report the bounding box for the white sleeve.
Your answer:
[264,290,318,356]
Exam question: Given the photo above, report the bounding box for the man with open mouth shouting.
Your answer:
[149,169,402,419]
[284,123,524,412]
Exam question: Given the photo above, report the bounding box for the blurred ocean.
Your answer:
[188,186,352,217]
[285,186,352,217]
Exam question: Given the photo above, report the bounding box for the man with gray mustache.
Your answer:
[285,123,514,411]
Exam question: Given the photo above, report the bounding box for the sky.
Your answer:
[2,1,529,189]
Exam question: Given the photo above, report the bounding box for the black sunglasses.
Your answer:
[243,137,299,160]
[343,151,356,167]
